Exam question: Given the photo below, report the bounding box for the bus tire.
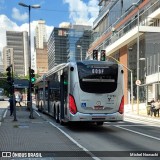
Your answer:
[55,108,59,123]
[96,122,104,126]
[59,116,65,125]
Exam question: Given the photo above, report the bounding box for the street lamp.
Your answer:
[133,3,140,114]
[19,2,40,119]
[77,45,82,61]
[106,55,134,111]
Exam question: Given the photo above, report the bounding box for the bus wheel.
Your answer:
[55,110,59,123]
[59,113,65,126]
[96,122,104,126]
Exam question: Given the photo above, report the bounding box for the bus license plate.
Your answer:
[94,106,103,110]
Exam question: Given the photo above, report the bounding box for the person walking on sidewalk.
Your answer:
[15,93,22,107]
[9,95,14,116]
[152,99,160,117]
[150,98,155,116]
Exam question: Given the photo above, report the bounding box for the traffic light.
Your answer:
[29,68,35,92]
[100,50,106,61]
[93,50,98,60]
[30,68,35,83]
[6,66,12,86]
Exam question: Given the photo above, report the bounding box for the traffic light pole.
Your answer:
[6,65,17,121]
[11,65,17,121]
[29,67,34,119]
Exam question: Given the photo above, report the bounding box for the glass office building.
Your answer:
[47,25,92,70]
[89,0,160,103]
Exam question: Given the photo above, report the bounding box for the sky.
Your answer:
[0,0,99,54]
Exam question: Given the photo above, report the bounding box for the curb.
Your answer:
[125,113,160,123]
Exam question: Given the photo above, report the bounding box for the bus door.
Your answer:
[60,70,68,119]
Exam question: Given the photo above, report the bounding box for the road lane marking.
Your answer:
[115,125,160,141]
[34,110,41,116]
[3,109,8,118]
[49,121,101,160]
[35,111,101,159]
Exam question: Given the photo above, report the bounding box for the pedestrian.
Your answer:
[15,93,22,106]
[152,99,160,117]
[9,95,13,116]
[150,98,155,116]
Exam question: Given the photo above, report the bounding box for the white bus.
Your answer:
[35,60,124,125]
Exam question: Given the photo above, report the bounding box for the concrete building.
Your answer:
[3,47,13,72]
[88,0,160,104]
[35,20,47,49]
[36,42,48,76]
[35,20,48,75]
[0,51,3,73]
[6,31,29,76]
[47,24,92,70]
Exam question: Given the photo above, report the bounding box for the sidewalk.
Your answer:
[124,103,160,122]
[0,106,89,159]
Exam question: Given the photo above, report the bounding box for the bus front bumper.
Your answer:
[69,112,124,122]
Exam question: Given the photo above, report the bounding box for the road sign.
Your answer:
[136,80,141,85]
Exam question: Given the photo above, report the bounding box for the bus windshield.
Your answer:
[77,62,118,93]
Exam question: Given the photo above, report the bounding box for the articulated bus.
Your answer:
[35,60,124,125]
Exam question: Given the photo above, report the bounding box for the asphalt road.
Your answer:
[0,101,160,160]
[40,111,160,160]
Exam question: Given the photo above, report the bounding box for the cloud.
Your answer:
[0,14,53,54]
[63,0,99,26]
[12,7,28,22]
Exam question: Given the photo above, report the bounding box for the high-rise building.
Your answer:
[35,20,48,75]
[48,27,69,70]
[36,42,48,76]
[89,0,160,103]
[35,20,47,49]
[0,51,3,73]
[3,47,13,72]
[6,31,29,76]
[47,24,92,70]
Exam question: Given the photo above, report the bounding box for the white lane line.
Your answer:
[115,125,160,141]
[3,109,8,118]
[34,110,41,116]
[49,121,101,160]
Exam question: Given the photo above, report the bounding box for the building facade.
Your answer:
[3,47,13,72]
[88,0,160,104]
[35,20,47,49]
[48,27,69,70]
[35,20,48,75]
[36,42,48,76]
[5,31,29,76]
[48,25,92,70]
[0,51,4,73]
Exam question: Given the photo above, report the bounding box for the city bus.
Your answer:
[35,60,124,125]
